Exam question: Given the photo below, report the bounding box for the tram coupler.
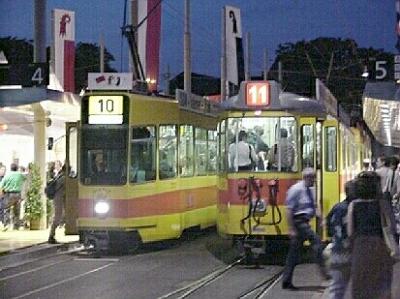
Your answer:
[242,236,266,266]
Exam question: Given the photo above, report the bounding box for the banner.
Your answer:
[224,6,244,86]
[51,9,75,92]
[134,0,161,92]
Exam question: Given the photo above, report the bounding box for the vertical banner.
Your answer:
[396,0,400,52]
[135,0,161,92]
[52,9,75,92]
[224,5,244,86]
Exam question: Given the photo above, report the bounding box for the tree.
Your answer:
[267,37,394,111]
[75,42,116,93]
[0,37,117,93]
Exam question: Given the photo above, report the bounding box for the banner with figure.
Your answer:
[51,9,75,92]
[224,5,244,86]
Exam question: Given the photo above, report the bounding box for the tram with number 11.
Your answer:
[215,80,371,257]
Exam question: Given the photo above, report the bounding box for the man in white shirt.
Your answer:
[229,130,258,171]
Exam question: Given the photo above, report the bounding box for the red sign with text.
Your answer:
[245,81,270,107]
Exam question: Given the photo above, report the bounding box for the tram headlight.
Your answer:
[94,201,110,215]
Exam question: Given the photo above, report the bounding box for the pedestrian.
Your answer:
[325,179,358,299]
[0,163,26,230]
[48,164,66,244]
[347,171,395,299]
[282,168,329,290]
[375,155,393,193]
[228,130,258,171]
[267,128,295,172]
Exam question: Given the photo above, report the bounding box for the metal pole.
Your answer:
[100,33,105,73]
[33,0,47,229]
[263,49,268,80]
[220,8,226,101]
[278,61,283,83]
[245,32,251,81]
[184,0,191,94]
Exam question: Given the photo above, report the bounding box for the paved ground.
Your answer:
[0,227,78,254]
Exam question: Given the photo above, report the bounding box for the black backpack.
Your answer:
[45,174,63,199]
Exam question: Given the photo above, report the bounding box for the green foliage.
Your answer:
[268,37,394,112]
[24,164,43,221]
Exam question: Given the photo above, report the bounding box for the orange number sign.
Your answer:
[245,81,270,107]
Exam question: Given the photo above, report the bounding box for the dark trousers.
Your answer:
[2,192,21,229]
[282,220,324,284]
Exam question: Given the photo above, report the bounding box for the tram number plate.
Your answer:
[245,81,270,107]
[88,95,123,124]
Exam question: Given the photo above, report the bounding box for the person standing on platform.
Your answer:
[48,164,66,244]
[228,130,258,171]
[347,171,395,299]
[282,168,328,290]
[376,155,393,194]
[0,163,26,230]
[325,179,358,299]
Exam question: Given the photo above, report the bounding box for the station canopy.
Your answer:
[0,87,80,137]
[363,82,400,147]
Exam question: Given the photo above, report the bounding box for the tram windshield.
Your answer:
[80,126,128,185]
[226,116,297,172]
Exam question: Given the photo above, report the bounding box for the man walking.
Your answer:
[282,168,328,290]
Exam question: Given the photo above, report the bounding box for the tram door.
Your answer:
[321,118,339,239]
[299,117,322,235]
[64,122,79,235]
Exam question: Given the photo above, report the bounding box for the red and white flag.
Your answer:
[135,0,162,92]
[51,9,75,92]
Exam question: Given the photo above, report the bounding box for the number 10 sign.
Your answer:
[245,81,270,107]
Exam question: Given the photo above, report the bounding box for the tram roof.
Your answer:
[362,82,400,147]
[221,81,326,117]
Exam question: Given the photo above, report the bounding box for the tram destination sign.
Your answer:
[88,95,124,124]
[0,63,49,87]
[245,81,271,107]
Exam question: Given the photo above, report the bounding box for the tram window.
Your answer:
[67,126,78,178]
[130,126,156,183]
[301,125,314,168]
[195,128,207,176]
[227,116,297,172]
[208,130,217,174]
[159,125,177,180]
[80,127,128,185]
[179,125,194,177]
[325,127,337,172]
[218,120,227,172]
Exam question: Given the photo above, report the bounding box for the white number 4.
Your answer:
[31,67,44,85]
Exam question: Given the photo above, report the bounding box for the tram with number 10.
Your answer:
[64,88,219,252]
[215,80,371,256]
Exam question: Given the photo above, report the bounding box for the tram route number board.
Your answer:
[245,81,271,107]
[88,95,124,124]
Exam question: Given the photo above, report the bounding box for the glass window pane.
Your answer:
[227,116,297,172]
[80,127,127,185]
[130,126,156,183]
[195,128,207,176]
[67,126,78,178]
[218,121,226,172]
[301,125,314,168]
[159,125,177,179]
[325,127,337,172]
[179,125,194,177]
[207,130,217,174]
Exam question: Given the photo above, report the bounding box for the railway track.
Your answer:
[157,257,284,299]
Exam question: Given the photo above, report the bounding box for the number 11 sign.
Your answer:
[245,81,270,107]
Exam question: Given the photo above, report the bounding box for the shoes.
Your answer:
[48,237,58,244]
[282,282,299,290]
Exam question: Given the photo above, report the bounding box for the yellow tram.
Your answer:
[216,80,371,252]
[64,90,219,251]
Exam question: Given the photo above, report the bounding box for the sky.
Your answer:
[0,0,396,90]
